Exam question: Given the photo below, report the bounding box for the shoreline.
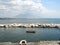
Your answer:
[0,41,60,45]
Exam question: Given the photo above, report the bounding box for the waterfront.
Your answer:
[0,41,59,45]
[0,18,60,42]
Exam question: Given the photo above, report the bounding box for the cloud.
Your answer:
[0,0,59,18]
[12,0,47,14]
[0,4,6,9]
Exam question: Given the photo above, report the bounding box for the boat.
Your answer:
[26,30,35,33]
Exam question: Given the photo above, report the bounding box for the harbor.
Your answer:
[0,0,60,44]
[0,41,60,45]
[0,23,60,28]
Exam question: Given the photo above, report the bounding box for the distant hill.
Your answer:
[15,13,34,18]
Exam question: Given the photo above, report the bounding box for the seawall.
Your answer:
[0,23,60,28]
[0,41,60,45]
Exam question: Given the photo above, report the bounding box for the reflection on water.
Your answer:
[0,28,60,42]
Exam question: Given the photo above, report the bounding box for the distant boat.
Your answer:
[26,30,35,33]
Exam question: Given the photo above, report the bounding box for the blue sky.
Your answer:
[0,0,60,18]
[42,0,60,10]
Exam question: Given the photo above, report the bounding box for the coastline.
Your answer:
[0,41,60,45]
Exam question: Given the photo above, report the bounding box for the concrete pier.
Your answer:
[0,41,60,45]
[0,23,60,28]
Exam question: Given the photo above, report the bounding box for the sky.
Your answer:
[0,0,60,18]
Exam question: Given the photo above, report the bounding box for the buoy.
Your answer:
[19,40,27,45]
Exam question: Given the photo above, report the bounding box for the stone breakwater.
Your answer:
[0,23,60,28]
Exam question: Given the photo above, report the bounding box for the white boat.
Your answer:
[19,40,27,45]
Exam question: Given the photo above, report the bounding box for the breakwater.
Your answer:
[0,23,60,28]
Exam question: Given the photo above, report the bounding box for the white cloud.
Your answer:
[7,0,44,16]
[0,0,59,18]
[0,4,6,9]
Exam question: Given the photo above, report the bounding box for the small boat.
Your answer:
[26,30,35,33]
[19,40,27,45]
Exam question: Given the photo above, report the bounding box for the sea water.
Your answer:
[0,18,60,42]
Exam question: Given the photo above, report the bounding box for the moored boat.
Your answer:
[26,30,35,33]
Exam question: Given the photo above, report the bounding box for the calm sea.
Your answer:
[0,18,60,42]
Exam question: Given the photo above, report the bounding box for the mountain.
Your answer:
[15,13,34,18]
